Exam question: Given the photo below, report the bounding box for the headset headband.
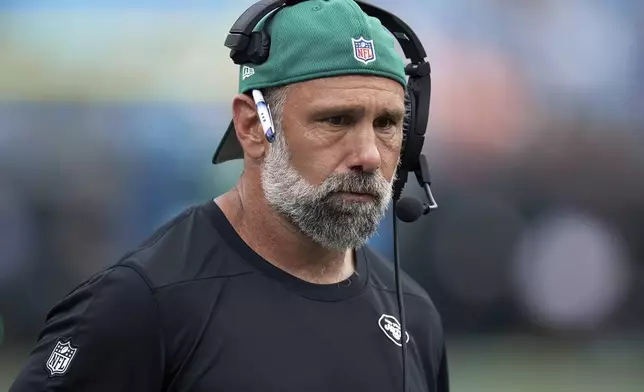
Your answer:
[225,0,427,64]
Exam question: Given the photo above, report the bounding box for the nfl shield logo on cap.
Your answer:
[352,37,376,64]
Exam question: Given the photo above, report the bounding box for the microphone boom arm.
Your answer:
[415,153,438,211]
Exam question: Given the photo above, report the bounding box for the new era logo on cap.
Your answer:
[352,37,376,64]
[242,66,255,80]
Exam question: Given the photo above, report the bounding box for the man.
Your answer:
[10,1,449,391]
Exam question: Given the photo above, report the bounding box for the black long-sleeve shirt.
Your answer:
[10,199,449,392]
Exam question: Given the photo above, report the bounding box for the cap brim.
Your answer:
[212,120,244,164]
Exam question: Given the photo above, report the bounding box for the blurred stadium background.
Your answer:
[1,0,644,390]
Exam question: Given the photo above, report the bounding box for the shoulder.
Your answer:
[9,265,166,390]
[115,200,255,290]
[31,201,256,377]
[362,246,444,338]
[49,264,159,331]
[362,246,436,308]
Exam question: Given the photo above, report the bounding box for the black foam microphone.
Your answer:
[395,197,431,223]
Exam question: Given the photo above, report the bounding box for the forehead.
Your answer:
[285,75,405,111]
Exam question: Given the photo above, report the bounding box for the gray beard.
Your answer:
[260,130,395,251]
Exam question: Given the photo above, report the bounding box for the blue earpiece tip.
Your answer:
[265,129,275,143]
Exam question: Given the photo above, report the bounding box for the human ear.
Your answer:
[231,93,266,160]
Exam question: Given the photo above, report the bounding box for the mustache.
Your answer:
[321,171,391,197]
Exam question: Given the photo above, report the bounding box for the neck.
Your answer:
[215,173,355,285]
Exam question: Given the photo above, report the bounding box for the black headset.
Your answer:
[223,0,432,203]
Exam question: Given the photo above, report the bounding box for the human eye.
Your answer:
[373,116,398,132]
[324,115,353,127]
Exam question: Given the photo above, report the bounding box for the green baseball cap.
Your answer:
[212,0,407,164]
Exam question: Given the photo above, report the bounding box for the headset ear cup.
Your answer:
[400,88,415,168]
[257,30,271,61]
[248,30,271,64]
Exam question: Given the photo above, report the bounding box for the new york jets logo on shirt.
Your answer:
[379,314,410,346]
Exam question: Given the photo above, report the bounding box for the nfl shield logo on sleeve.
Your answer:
[352,37,376,64]
[46,339,78,376]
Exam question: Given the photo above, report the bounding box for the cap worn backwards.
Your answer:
[213,0,407,164]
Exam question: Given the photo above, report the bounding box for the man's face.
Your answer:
[260,75,405,251]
